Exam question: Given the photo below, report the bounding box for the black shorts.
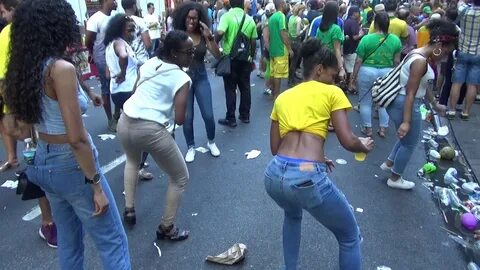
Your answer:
[17,172,45,200]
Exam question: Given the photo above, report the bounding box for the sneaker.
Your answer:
[257,72,265,78]
[39,223,57,248]
[218,118,237,128]
[380,162,393,172]
[185,147,195,163]
[263,88,272,95]
[387,178,415,190]
[446,111,456,119]
[138,168,154,180]
[207,142,220,157]
[108,118,117,133]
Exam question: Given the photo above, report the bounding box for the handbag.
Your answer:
[371,52,425,108]
[214,13,247,76]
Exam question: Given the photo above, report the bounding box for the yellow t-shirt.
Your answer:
[0,24,11,80]
[0,24,11,114]
[270,81,352,139]
[416,25,430,48]
[369,17,409,39]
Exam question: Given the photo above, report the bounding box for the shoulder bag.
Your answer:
[214,14,247,76]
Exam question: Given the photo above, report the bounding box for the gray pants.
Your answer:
[117,113,189,227]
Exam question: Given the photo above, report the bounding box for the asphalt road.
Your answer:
[0,68,467,270]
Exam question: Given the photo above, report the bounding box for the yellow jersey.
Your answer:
[270,81,352,139]
[369,17,409,39]
[0,24,11,80]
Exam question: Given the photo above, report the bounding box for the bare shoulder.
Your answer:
[49,59,76,79]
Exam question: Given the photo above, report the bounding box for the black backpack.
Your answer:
[230,14,252,62]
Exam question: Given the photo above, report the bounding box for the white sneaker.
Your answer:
[207,142,220,157]
[387,178,415,190]
[380,162,393,172]
[185,147,195,163]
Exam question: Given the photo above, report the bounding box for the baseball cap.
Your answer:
[266,3,276,14]
[423,6,432,14]
[374,3,385,12]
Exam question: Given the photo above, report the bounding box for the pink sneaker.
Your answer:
[39,223,57,248]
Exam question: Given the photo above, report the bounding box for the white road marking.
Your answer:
[21,154,126,221]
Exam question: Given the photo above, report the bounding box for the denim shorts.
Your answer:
[452,51,480,85]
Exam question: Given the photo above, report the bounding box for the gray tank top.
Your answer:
[35,57,89,135]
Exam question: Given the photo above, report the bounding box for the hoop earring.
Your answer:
[433,48,442,57]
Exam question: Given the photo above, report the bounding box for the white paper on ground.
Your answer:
[355,208,364,213]
[377,266,392,270]
[98,134,116,141]
[437,126,449,136]
[245,150,261,159]
[195,147,209,153]
[335,159,347,165]
[1,180,18,189]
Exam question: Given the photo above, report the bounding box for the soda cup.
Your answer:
[354,152,366,161]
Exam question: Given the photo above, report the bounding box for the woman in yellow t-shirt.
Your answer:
[264,39,374,270]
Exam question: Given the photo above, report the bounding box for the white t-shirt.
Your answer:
[144,13,161,40]
[106,39,138,94]
[86,11,111,66]
[123,58,191,133]
[399,54,434,98]
[131,15,150,66]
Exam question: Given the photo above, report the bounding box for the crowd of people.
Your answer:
[0,0,478,269]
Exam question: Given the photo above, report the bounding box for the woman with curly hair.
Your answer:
[4,0,131,268]
[172,1,221,163]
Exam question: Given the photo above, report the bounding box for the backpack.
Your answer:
[230,14,252,62]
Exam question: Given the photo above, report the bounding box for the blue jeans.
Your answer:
[264,156,362,270]
[26,138,131,270]
[386,94,422,176]
[183,65,216,147]
[96,62,111,96]
[452,51,480,85]
[357,66,391,128]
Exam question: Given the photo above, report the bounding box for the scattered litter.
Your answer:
[1,180,18,189]
[245,150,261,159]
[250,84,255,87]
[468,262,480,270]
[98,134,116,140]
[3,206,6,210]
[229,149,234,152]
[461,213,478,231]
[444,168,458,184]
[335,159,347,165]
[192,213,198,216]
[376,266,392,270]
[374,174,378,178]
[122,190,125,196]
[195,147,209,153]
[462,182,480,194]
[355,208,364,213]
[429,149,441,159]
[437,126,449,136]
[153,242,162,257]
[206,243,247,265]
[422,162,437,174]
[82,114,89,118]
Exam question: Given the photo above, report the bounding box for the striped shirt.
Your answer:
[458,3,480,55]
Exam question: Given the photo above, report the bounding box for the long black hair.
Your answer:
[172,1,211,32]
[104,14,134,46]
[301,38,338,78]
[374,11,390,33]
[157,30,190,60]
[5,0,80,123]
[320,1,339,32]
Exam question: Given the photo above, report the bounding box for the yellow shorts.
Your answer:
[270,54,289,79]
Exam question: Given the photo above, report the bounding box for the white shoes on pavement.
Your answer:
[185,147,195,163]
[185,142,220,163]
[207,142,220,157]
[387,177,415,190]
[380,162,393,172]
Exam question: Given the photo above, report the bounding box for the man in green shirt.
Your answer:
[216,0,257,127]
[268,0,293,100]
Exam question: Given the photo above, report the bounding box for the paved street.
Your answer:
[0,68,468,269]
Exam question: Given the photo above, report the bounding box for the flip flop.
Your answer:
[0,161,19,172]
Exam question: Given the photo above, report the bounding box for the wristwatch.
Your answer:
[85,173,101,185]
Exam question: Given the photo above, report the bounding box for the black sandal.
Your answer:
[123,207,136,226]
[156,224,189,241]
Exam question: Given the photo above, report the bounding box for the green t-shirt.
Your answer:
[268,11,287,58]
[356,33,402,68]
[315,24,344,51]
[287,15,299,39]
[217,8,258,55]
